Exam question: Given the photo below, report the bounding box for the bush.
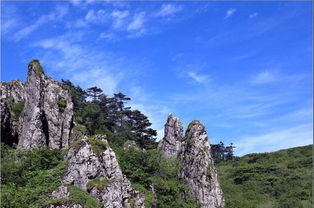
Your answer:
[88,137,108,156]
[0,144,67,208]
[67,185,102,208]
[114,147,198,208]
[57,98,67,113]
[86,178,111,191]
[10,101,25,118]
[216,145,312,208]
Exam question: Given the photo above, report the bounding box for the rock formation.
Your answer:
[52,135,145,208]
[0,60,73,149]
[157,114,183,157]
[158,116,225,208]
[0,80,24,146]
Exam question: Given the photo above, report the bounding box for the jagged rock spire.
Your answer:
[158,114,183,157]
[158,116,225,208]
[1,59,74,149]
[179,120,225,208]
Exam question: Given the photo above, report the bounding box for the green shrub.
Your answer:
[57,98,67,113]
[28,59,44,74]
[216,145,312,208]
[10,101,25,118]
[67,185,102,208]
[0,144,67,208]
[114,147,199,208]
[73,124,87,134]
[88,137,108,156]
[87,178,111,191]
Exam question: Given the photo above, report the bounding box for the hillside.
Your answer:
[216,145,313,208]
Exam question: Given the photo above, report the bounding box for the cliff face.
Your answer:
[157,114,183,157]
[52,135,145,208]
[1,60,73,149]
[158,115,225,208]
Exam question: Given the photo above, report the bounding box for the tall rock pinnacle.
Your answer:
[1,60,74,149]
[158,114,183,157]
[179,120,225,208]
[158,116,225,208]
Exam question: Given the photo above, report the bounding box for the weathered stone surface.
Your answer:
[157,114,183,157]
[158,116,225,208]
[179,120,225,208]
[0,60,73,149]
[56,135,144,208]
[0,80,24,146]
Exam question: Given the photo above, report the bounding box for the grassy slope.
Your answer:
[216,145,313,208]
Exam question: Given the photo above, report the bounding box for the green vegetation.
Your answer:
[67,185,102,208]
[88,137,108,155]
[73,123,87,134]
[57,98,67,113]
[216,145,312,208]
[10,101,25,118]
[86,178,111,191]
[53,87,61,94]
[29,59,44,74]
[0,143,67,208]
[61,80,157,149]
[114,147,199,208]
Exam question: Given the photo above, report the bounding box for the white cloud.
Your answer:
[127,87,172,140]
[14,5,68,41]
[187,71,209,84]
[250,71,277,84]
[224,8,237,19]
[249,12,259,18]
[235,124,313,156]
[127,12,145,31]
[99,32,115,41]
[154,4,183,17]
[32,34,124,95]
[72,69,120,95]
[111,10,129,29]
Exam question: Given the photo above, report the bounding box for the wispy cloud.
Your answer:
[14,5,68,41]
[154,4,183,17]
[72,69,121,95]
[126,12,146,37]
[235,124,313,156]
[111,10,129,29]
[127,87,172,139]
[250,71,277,85]
[32,33,124,95]
[187,71,209,84]
[249,12,259,18]
[224,8,237,19]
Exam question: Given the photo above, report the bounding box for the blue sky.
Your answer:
[2,0,312,155]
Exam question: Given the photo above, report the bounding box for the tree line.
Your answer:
[62,80,157,149]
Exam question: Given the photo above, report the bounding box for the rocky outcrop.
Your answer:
[157,114,183,157]
[158,116,225,208]
[0,60,73,149]
[53,135,145,208]
[0,80,24,146]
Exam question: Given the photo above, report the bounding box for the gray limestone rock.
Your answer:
[179,120,225,208]
[157,114,183,157]
[55,135,145,208]
[158,116,225,208]
[0,80,25,145]
[0,60,73,149]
